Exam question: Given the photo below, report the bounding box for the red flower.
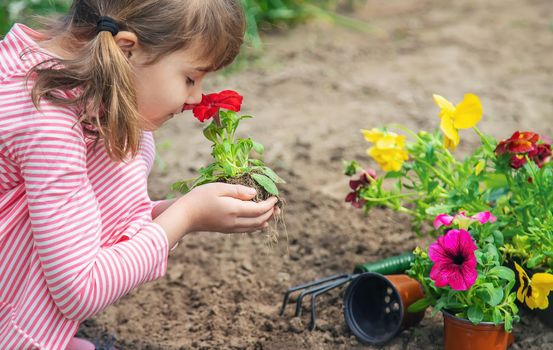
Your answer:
[182,90,243,122]
[495,131,551,169]
[532,144,551,168]
[345,169,377,208]
[349,168,377,190]
[509,154,527,169]
[495,131,539,155]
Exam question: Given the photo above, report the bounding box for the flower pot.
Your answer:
[342,273,425,345]
[443,311,515,350]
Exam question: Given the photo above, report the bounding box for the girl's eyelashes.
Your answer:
[186,77,195,86]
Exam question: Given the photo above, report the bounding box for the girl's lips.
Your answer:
[182,103,195,112]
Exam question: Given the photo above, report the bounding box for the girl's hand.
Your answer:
[179,183,278,234]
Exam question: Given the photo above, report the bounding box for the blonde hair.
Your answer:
[29,0,245,161]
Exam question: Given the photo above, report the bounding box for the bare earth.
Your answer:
[79,0,553,349]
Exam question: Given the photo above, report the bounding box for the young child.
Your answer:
[0,1,280,349]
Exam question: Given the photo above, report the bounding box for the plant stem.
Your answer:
[415,158,455,187]
[473,126,494,151]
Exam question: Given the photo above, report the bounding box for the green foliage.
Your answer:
[172,110,285,196]
[345,125,553,273]
[1,0,70,35]
[346,130,494,235]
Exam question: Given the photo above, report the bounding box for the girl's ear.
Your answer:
[114,31,139,59]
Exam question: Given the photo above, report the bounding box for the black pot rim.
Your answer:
[343,272,404,345]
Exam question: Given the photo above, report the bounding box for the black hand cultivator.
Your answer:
[280,253,425,345]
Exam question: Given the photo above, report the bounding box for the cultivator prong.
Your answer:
[280,273,355,330]
[279,273,349,316]
[308,275,357,330]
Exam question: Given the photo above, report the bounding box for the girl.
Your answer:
[0,1,280,349]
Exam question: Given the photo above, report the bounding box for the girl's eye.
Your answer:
[186,77,195,86]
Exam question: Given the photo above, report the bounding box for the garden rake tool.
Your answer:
[279,252,415,331]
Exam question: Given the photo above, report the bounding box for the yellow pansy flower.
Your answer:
[361,128,386,143]
[514,262,553,309]
[433,93,483,151]
[361,130,408,172]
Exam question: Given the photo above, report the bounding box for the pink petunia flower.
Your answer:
[433,211,497,230]
[429,229,478,291]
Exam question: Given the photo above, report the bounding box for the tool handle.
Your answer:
[353,252,415,274]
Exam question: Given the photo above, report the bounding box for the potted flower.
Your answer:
[407,211,519,350]
[343,93,553,325]
[173,90,285,239]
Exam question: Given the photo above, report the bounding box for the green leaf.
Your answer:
[249,159,264,166]
[407,297,431,313]
[343,160,362,176]
[203,124,219,142]
[467,305,484,324]
[504,313,513,332]
[427,180,439,192]
[492,230,504,246]
[222,163,234,177]
[262,167,286,184]
[251,173,279,195]
[252,141,264,154]
[171,181,190,194]
[527,254,544,269]
[384,171,403,179]
[425,204,454,216]
[483,173,508,189]
[492,308,502,325]
[223,140,232,154]
[488,288,504,307]
[488,266,515,282]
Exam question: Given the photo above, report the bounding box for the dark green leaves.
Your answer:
[251,173,279,195]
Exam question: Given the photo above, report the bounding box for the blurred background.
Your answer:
[2,1,552,349]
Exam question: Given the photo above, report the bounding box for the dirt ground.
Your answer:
[78,0,553,349]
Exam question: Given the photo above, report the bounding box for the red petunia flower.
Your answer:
[182,90,243,122]
[429,229,478,291]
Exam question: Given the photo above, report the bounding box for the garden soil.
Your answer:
[78,0,553,349]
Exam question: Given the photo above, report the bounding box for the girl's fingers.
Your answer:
[234,207,275,228]
[235,197,278,218]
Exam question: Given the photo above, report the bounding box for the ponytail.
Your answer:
[30,23,142,162]
[28,0,246,162]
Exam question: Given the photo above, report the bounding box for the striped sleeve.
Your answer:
[0,80,168,321]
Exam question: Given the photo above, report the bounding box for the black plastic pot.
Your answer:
[342,273,425,345]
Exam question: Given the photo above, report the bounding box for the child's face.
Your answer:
[132,45,208,130]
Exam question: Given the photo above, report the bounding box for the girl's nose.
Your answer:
[186,85,203,105]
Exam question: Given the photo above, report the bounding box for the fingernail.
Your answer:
[248,188,257,195]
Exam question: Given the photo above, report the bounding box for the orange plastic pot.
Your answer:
[343,273,425,345]
[443,311,515,350]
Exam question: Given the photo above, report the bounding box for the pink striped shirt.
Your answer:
[0,24,169,349]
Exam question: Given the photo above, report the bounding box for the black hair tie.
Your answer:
[96,16,119,36]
